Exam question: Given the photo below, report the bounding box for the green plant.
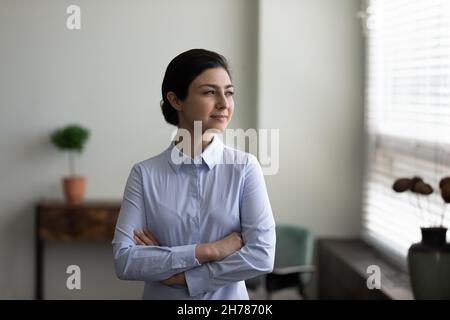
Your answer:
[50,124,90,176]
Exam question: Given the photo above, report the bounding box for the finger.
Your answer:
[160,279,171,286]
[160,274,176,286]
[133,230,151,245]
[144,227,160,245]
[134,229,158,245]
[133,230,145,243]
[134,235,145,245]
[143,227,157,241]
[134,230,156,246]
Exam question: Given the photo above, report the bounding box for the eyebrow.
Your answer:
[197,84,234,89]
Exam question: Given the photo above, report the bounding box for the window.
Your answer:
[362,0,450,268]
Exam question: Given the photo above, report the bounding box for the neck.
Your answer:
[174,127,214,159]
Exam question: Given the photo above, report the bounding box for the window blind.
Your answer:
[362,0,450,267]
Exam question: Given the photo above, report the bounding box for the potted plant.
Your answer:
[50,124,90,204]
[392,176,450,299]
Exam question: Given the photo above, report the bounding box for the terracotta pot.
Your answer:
[63,176,86,204]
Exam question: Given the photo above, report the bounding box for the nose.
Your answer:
[216,92,229,109]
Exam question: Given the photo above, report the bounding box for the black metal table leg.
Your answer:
[35,211,43,300]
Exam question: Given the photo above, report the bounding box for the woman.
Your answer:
[112,49,276,299]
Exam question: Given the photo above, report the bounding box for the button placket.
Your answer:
[190,165,201,243]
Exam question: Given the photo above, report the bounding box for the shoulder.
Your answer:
[221,145,266,187]
[221,144,261,170]
[130,147,170,176]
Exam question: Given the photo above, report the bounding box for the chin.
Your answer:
[204,127,225,134]
[206,122,227,133]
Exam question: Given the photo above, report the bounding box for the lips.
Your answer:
[210,115,228,120]
[210,115,228,123]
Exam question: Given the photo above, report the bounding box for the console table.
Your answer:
[35,200,122,300]
[317,239,414,299]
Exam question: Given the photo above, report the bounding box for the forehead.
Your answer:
[191,67,231,86]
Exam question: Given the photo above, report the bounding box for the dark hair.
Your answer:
[160,49,231,126]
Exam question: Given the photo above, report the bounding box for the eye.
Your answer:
[203,90,215,95]
[226,91,235,97]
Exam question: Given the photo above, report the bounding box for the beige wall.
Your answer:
[258,0,365,237]
[0,0,258,299]
[0,0,364,299]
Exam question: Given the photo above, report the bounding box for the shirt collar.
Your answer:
[166,134,224,174]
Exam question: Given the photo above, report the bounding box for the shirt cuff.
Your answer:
[184,263,211,297]
[171,244,201,269]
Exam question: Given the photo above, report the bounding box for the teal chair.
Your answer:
[246,224,315,299]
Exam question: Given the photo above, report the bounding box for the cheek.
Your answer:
[185,99,211,120]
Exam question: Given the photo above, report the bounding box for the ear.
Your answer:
[166,92,183,111]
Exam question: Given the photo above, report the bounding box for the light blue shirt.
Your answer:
[112,135,276,300]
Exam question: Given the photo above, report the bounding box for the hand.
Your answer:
[133,227,160,246]
[160,272,186,286]
[210,231,244,261]
[133,228,186,286]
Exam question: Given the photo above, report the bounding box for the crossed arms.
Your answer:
[133,227,244,286]
[112,156,275,297]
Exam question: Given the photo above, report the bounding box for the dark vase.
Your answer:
[407,227,450,299]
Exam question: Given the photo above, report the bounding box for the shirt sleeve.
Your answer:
[112,164,201,282]
[184,154,276,296]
